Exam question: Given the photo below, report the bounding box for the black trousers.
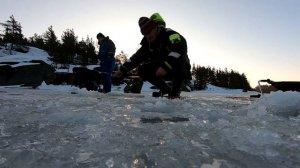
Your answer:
[137,62,185,94]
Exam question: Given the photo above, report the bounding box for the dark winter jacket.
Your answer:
[98,37,116,63]
[120,27,191,79]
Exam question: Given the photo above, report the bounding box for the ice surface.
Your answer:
[1,47,300,167]
[0,84,300,168]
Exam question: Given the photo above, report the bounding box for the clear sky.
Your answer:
[1,0,299,87]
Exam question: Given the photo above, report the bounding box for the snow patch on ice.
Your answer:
[250,91,300,118]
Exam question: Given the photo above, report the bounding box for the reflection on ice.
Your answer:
[200,158,225,168]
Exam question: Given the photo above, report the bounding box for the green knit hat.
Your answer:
[150,13,166,27]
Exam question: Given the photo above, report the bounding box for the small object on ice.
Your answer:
[71,92,77,94]
[140,116,189,123]
[164,117,190,122]
[250,94,261,98]
[140,117,163,123]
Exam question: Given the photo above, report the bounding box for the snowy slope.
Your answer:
[0,47,50,65]
[0,47,300,167]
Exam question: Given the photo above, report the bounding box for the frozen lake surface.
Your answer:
[0,85,300,168]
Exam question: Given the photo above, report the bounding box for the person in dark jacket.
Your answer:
[113,16,191,98]
[97,33,116,93]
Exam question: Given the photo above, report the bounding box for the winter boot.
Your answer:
[167,90,181,99]
[152,90,169,97]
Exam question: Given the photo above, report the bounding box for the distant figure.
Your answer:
[113,16,191,99]
[97,32,116,93]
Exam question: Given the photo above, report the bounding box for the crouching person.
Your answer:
[113,16,191,99]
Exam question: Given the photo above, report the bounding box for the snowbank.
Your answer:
[0,47,50,64]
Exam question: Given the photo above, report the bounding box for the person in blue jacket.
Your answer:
[97,32,116,93]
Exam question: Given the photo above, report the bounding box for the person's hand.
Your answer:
[156,67,167,77]
[113,71,124,78]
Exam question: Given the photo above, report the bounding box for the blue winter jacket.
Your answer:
[98,36,116,65]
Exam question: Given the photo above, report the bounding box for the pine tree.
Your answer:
[0,15,24,54]
[76,39,89,65]
[44,25,59,60]
[60,28,77,64]
[29,33,45,49]
[191,65,207,90]
[228,70,240,89]
[74,36,97,65]
[240,73,252,90]
[85,36,97,64]
[208,67,217,85]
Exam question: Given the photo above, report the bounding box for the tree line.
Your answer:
[0,15,98,67]
[1,15,252,90]
[192,64,252,90]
